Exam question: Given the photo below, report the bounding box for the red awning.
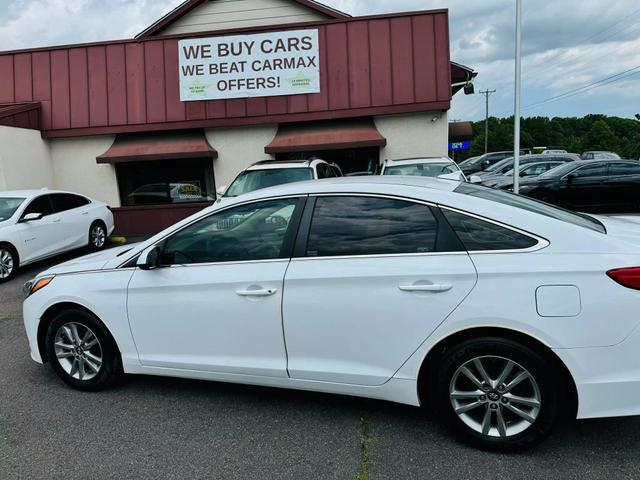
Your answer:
[97,130,217,163]
[265,118,386,154]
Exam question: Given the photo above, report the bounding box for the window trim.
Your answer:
[561,162,608,180]
[117,194,307,268]
[22,194,55,218]
[292,193,466,261]
[438,205,549,254]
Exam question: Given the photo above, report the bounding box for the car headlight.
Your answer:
[23,275,54,300]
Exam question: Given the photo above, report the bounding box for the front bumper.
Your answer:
[555,323,640,419]
[23,297,43,364]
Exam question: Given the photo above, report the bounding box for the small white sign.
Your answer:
[178,29,320,102]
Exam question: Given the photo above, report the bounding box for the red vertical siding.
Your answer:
[68,49,89,128]
[144,41,166,123]
[413,15,437,103]
[87,46,109,126]
[125,43,147,124]
[163,40,185,122]
[347,22,371,108]
[390,17,415,105]
[0,11,453,137]
[31,51,51,129]
[106,44,128,125]
[50,50,70,129]
[368,20,393,107]
[13,54,32,102]
[326,23,350,110]
[0,56,14,103]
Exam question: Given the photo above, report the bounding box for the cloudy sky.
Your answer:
[1,0,639,121]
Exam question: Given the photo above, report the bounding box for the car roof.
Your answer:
[246,159,326,171]
[384,157,454,166]
[0,189,67,198]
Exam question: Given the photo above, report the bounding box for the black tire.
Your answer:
[45,308,120,391]
[436,337,560,452]
[88,221,108,251]
[0,244,18,284]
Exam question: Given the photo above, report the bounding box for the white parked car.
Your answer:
[22,177,640,451]
[218,159,339,198]
[381,157,466,179]
[0,189,113,282]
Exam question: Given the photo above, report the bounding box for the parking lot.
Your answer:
[0,247,638,479]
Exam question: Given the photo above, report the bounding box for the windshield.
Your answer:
[454,183,605,233]
[0,197,25,222]
[225,168,313,197]
[536,162,579,179]
[384,162,458,177]
[485,157,515,173]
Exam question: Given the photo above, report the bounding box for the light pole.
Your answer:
[479,89,496,154]
[513,0,522,194]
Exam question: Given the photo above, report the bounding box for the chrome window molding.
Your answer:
[438,205,550,254]
[116,194,306,269]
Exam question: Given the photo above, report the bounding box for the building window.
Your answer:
[116,158,215,206]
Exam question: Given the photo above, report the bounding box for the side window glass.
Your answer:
[573,164,607,178]
[161,198,299,265]
[610,163,640,175]
[442,209,538,251]
[23,195,54,217]
[51,193,86,212]
[306,196,439,257]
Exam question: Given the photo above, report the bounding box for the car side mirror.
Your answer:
[566,173,576,183]
[19,212,43,223]
[469,175,483,184]
[216,185,227,197]
[520,171,528,177]
[137,246,162,270]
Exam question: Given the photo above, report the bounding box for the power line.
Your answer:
[522,65,640,110]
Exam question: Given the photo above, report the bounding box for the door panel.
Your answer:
[127,261,290,376]
[16,194,60,262]
[283,254,477,385]
[50,193,91,249]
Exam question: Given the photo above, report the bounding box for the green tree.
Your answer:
[583,120,618,152]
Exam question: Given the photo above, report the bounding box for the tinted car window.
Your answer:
[609,163,640,175]
[454,183,605,233]
[306,196,439,257]
[573,164,607,178]
[443,210,538,251]
[23,195,54,217]
[161,198,299,265]
[50,193,89,212]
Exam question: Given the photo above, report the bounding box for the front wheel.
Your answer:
[45,309,120,390]
[0,246,18,283]
[437,337,560,452]
[89,221,107,251]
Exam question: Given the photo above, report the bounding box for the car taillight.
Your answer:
[607,267,640,290]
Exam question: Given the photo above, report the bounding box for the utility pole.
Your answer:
[479,89,496,154]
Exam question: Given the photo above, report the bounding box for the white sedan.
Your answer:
[380,157,479,183]
[22,177,640,451]
[0,189,114,282]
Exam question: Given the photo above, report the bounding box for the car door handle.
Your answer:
[52,219,61,223]
[81,211,89,215]
[236,288,278,297]
[399,284,452,293]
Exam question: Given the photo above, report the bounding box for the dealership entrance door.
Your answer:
[265,118,386,175]
[276,146,380,175]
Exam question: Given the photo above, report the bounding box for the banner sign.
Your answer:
[449,140,471,151]
[178,29,320,101]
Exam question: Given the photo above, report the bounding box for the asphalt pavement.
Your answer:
[1,246,640,479]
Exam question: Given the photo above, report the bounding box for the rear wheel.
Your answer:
[436,337,560,452]
[45,309,120,390]
[0,245,18,283]
[89,221,107,251]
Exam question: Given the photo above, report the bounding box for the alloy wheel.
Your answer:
[91,224,106,248]
[54,322,103,381]
[0,249,14,279]
[449,355,541,438]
